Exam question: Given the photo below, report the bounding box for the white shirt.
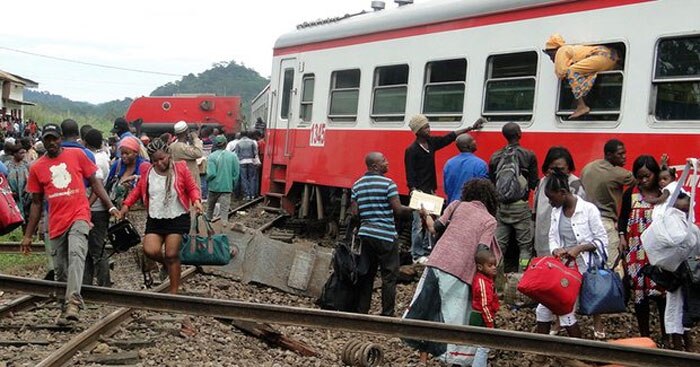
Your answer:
[549,195,609,269]
[91,150,112,211]
[226,139,239,153]
[147,169,187,219]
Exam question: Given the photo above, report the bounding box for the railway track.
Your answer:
[2,274,699,367]
[32,267,197,367]
[0,242,45,253]
[0,199,287,366]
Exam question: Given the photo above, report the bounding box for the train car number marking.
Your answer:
[309,122,326,147]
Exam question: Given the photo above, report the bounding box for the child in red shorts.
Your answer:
[470,248,499,367]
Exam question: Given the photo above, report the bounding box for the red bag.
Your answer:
[0,174,24,235]
[517,256,582,315]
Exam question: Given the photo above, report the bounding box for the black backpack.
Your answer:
[495,146,527,203]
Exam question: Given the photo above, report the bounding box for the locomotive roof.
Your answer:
[274,0,575,49]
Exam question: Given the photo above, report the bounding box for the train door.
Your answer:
[271,58,297,163]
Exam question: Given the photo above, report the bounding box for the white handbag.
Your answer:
[641,158,699,272]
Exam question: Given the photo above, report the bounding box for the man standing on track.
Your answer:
[580,139,635,268]
[404,115,485,263]
[170,120,204,191]
[206,135,240,227]
[350,152,413,316]
[443,133,489,204]
[20,124,120,324]
[488,122,539,272]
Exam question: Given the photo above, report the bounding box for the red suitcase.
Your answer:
[517,256,582,315]
[0,174,24,235]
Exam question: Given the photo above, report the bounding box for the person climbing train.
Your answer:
[544,33,619,119]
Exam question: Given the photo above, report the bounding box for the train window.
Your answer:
[653,35,700,121]
[280,68,294,120]
[300,74,315,123]
[371,64,409,122]
[483,52,537,122]
[422,59,467,122]
[329,69,361,121]
[556,42,627,121]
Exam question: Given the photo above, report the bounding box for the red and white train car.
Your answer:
[261,0,700,218]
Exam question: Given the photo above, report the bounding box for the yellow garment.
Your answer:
[554,45,615,79]
[545,33,566,50]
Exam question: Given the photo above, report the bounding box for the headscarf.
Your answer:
[146,139,174,203]
[545,33,566,50]
[119,136,140,153]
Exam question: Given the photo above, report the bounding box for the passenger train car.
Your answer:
[260,0,700,219]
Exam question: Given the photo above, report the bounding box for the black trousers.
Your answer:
[83,210,111,287]
[356,236,399,316]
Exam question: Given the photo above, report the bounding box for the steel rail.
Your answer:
[258,214,287,232]
[2,275,698,367]
[0,294,42,318]
[35,267,197,367]
[211,196,264,224]
[0,243,45,253]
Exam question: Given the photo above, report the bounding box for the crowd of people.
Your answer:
[349,114,698,365]
[6,117,262,326]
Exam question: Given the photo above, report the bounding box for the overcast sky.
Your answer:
[0,0,408,104]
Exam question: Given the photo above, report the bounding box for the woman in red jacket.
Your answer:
[120,138,203,294]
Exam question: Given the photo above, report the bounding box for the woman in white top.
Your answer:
[120,139,203,294]
[534,146,586,256]
[535,169,608,339]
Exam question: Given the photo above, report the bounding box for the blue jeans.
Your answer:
[240,164,258,198]
[411,211,434,259]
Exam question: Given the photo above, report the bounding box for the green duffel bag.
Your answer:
[180,214,232,266]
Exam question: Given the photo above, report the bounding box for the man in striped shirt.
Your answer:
[350,152,412,316]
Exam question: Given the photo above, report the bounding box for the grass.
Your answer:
[0,228,25,242]
[0,254,46,274]
[0,228,46,274]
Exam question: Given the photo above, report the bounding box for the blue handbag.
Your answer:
[180,214,232,266]
[578,251,626,315]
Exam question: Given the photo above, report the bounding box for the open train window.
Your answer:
[328,69,361,122]
[653,35,700,122]
[482,51,537,122]
[299,74,315,123]
[556,42,627,122]
[371,64,409,123]
[280,68,294,120]
[422,58,467,122]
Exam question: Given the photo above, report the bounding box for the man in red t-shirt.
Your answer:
[21,123,121,324]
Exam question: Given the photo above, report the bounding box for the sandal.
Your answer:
[593,330,607,340]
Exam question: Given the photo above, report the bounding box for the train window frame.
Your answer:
[421,58,467,123]
[482,51,538,123]
[328,68,361,122]
[651,34,700,124]
[370,64,409,124]
[299,74,315,124]
[279,68,295,120]
[555,41,628,124]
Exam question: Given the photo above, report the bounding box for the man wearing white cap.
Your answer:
[404,115,486,263]
[169,120,203,190]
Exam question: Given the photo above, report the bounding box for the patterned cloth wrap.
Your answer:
[566,46,618,99]
[625,187,665,304]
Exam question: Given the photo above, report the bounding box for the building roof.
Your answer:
[274,0,573,49]
[0,69,39,88]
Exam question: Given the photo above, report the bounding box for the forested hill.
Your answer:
[150,61,269,110]
[23,60,269,133]
[24,90,133,133]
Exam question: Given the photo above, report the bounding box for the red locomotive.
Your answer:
[125,95,243,135]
